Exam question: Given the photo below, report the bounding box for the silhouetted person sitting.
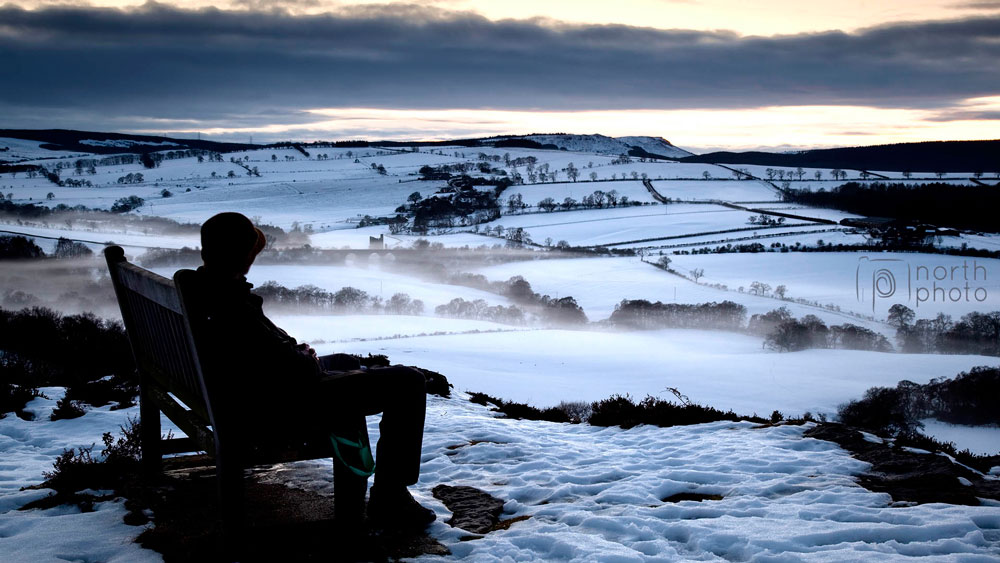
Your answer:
[193,211,435,530]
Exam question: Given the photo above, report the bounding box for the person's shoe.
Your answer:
[367,485,436,530]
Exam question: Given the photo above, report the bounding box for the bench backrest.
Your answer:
[104,246,212,423]
[105,246,335,465]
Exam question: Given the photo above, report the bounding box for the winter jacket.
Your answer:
[191,266,324,442]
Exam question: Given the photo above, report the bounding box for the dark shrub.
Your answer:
[51,397,86,421]
[110,195,144,213]
[923,366,1000,426]
[838,366,1000,437]
[40,417,144,496]
[467,391,570,423]
[53,237,93,258]
[589,395,643,428]
[590,394,762,429]
[838,385,918,436]
[0,307,136,416]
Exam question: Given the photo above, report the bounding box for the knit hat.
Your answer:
[200,212,266,273]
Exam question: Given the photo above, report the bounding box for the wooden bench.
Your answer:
[103,245,367,541]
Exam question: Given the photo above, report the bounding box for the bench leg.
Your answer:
[217,454,246,559]
[333,459,368,524]
[138,378,162,476]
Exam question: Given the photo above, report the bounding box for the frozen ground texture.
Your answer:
[410,395,1000,561]
[5,390,1000,562]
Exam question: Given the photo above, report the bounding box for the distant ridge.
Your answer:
[0,130,692,159]
[496,134,693,159]
[3,130,996,174]
[0,129,258,157]
[682,140,1000,173]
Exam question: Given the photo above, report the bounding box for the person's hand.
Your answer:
[297,342,318,359]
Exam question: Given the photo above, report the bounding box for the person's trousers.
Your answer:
[316,360,426,487]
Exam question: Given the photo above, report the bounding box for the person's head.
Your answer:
[200,212,266,275]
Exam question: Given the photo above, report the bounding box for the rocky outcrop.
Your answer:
[804,423,1000,506]
[432,484,505,534]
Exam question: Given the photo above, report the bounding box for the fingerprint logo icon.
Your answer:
[856,257,910,312]
[873,268,896,299]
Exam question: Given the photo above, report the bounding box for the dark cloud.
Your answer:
[1,3,999,131]
[927,110,1000,121]
[953,1,1000,9]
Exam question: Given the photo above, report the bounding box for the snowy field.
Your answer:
[0,138,90,162]
[481,204,807,247]
[610,228,868,253]
[473,256,888,329]
[4,390,1000,562]
[0,223,199,255]
[319,328,993,417]
[275,314,523,343]
[150,264,513,312]
[3,136,1000,561]
[649,179,781,202]
[666,252,1000,319]
[748,204,865,223]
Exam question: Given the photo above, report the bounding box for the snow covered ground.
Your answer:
[0,389,179,562]
[473,256,888,329]
[3,136,1000,560]
[649,179,781,202]
[0,138,91,162]
[4,390,999,562]
[481,204,802,248]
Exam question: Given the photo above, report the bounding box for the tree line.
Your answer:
[786,182,1000,233]
[888,304,999,356]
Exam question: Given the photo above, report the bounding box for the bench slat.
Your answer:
[146,384,216,456]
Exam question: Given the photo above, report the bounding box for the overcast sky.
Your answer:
[2,0,999,151]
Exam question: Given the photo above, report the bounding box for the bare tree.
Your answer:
[566,162,579,182]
